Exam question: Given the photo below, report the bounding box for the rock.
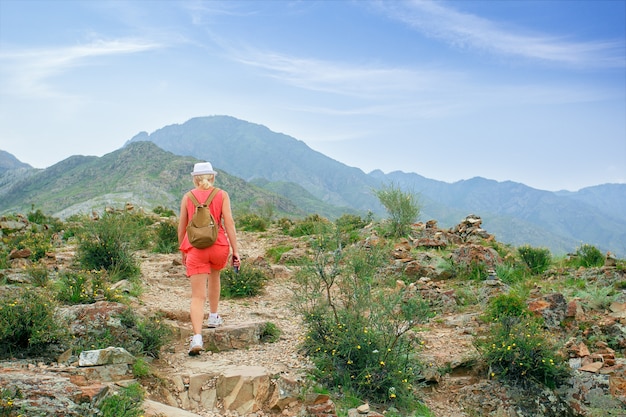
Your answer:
[217,365,271,414]
[305,399,337,417]
[356,403,369,414]
[78,347,136,367]
[9,248,31,259]
[0,220,27,232]
[451,244,501,268]
[144,399,205,416]
[269,373,305,410]
[527,292,567,329]
[458,380,578,417]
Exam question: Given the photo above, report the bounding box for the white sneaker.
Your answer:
[207,315,224,328]
[188,335,203,356]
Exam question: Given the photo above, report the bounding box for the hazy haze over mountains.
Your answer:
[1,116,625,257]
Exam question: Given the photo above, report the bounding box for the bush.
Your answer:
[265,245,293,263]
[374,183,420,238]
[153,219,179,253]
[260,322,281,343]
[484,293,530,321]
[518,245,552,275]
[237,212,268,232]
[135,311,173,358]
[335,213,369,244]
[132,357,151,378]
[27,264,50,287]
[294,227,431,411]
[10,229,53,261]
[0,288,68,358]
[288,214,331,237]
[494,263,529,285]
[153,206,176,217]
[571,244,604,268]
[55,270,121,305]
[98,383,144,417]
[477,317,569,388]
[221,265,269,298]
[276,217,294,234]
[0,386,22,417]
[73,308,172,359]
[27,208,64,232]
[76,212,141,281]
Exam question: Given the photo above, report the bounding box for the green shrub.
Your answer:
[518,245,552,275]
[221,265,269,298]
[237,212,268,232]
[135,312,173,358]
[153,206,176,217]
[494,263,529,285]
[27,264,50,287]
[335,213,369,244]
[0,288,68,358]
[477,317,569,388]
[98,383,144,417]
[571,244,605,268]
[260,322,281,343]
[574,284,618,311]
[76,212,141,281]
[27,208,64,232]
[288,214,331,237]
[276,217,294,234]
[132,357,151,379]
[55,270,121,305]
[294,228,431,411]
[265,245,293,263]
[0,386,23,417]
[153,220,179,254]
[10,229,53,261]
[373,183,420,238]
[461,260,488,281]
[484,293,530,321]
[73,308,172,359]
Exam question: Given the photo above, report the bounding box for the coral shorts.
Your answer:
[184,244,230,276]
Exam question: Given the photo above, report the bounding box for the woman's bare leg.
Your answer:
[189,274,208,334]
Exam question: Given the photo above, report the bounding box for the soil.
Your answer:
[136,230,474,416]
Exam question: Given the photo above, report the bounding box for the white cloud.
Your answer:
[378,0,625,68]
[0,38,162,99]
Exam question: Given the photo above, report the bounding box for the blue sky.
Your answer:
[0,0,624,192]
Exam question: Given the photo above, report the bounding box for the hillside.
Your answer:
[0,142,308,219]
[0,150,31,173]
[125,116,626,257]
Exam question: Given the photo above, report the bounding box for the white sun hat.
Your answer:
[191,162,217,176]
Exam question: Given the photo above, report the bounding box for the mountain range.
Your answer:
[1,115,625,257]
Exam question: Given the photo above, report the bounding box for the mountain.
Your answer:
[126,115,626,257]
[0,150,32,173]
[127,116,382,212]
[0,142,308,219]
[2,116,624,257]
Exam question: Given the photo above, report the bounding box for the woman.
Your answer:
[178,161,240,356]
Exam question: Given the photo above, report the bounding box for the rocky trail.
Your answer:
[135,230,478,417]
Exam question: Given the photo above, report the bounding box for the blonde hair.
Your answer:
[193,174,215,190]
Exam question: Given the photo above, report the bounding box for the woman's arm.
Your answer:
[221,191,240,265]
[178,194,188,246]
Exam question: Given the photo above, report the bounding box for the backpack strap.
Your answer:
[203,187,220,206]
[186,188,220,208]
[186,191,202,208]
